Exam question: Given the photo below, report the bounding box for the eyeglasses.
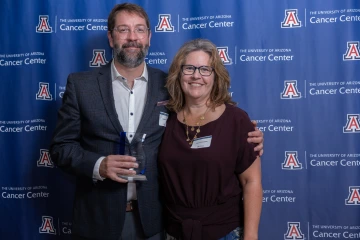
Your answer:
[181,65,214,76]
[112,26,149,39]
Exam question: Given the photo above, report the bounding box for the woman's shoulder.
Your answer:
[225,104,250,119]
[224,104,254,135]
[167,111,182,125]
[168,111,178,120]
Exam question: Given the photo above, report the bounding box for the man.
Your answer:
[50,3,264,240]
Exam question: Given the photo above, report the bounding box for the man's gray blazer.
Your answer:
[50,61,169,240]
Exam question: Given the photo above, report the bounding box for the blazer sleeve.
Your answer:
[50,74,102,179]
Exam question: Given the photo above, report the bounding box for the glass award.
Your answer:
[118,132,147,181]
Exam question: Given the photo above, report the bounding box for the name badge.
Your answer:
[191,135,212,149]
[159,112,169,127]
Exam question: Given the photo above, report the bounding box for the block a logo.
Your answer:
[282,151,302,170]
[281,9,301,28]
[284,222,305,240]
[89,49,108,67]
[343,41,360,61]
[281,80,301,99]
[36,82,53,101]
[37,149,54,168]
[217,47,232,65]
[39,216,56,234]
[36,15,53,33]
[343,114,360,133]
[155,14,175,32]
[345,186,360,205]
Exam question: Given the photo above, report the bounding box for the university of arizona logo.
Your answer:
[281,9,301,28]
[343,41,360,61]
[345,186,360,205]
[343,114,360,133]
[37,149,54,168]
[217,47,232,65]
[281,80,301,99]
[282,151,302,170]
[155,14,175,32]
[284,222,305,240]
[36,15,53,33]
[89,49,108,67]
[39,216,56,234]
[36,82,53,101]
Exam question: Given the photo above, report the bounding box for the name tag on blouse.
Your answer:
[191,135,212,149]
[159,112,169,127]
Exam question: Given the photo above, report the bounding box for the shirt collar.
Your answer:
[111,59,148,82]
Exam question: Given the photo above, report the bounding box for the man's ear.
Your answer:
[148,30,152,47]
[107,31,114,48]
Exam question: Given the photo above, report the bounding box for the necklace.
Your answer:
[182,107,209,145]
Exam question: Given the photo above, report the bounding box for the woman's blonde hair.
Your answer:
[166,38,236,112]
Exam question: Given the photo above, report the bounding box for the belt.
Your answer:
[126,200,138,212]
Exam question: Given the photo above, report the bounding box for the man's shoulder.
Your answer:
[147,65,168,78]
[68,70,95,79]
[68,65,108,79]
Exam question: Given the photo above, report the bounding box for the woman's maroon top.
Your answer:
[158,104,257,240]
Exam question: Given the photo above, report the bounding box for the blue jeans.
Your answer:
[218,227,243,240]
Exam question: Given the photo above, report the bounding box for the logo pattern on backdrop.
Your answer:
[343,41,360,61]
[37,149,54,168]
[343,114,360,133]
[36,15,53,33]
[284,222,305,240]
[282,151,302,170]
[345,186,360,205]
[217,47,232,65]
[281,9,302,28]
[281,80,302,99]
[155,14,175,32]
[89,49,108,67]
[39,216,56,234]
[36,82,53,101]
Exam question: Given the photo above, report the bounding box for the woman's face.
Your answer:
[180,50,215,103]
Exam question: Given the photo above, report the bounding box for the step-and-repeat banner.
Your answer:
[1,0,360,239]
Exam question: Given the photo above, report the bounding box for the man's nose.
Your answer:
[126,30,138,40]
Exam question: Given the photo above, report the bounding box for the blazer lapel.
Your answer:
[97,62,123,134]
[136,66,161,134]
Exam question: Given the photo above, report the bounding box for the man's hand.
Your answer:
[248,120,264,156]
[99,155,138,183]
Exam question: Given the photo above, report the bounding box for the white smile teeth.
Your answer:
[190,83,202,86]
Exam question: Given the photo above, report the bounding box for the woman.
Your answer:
[158,39,262,240]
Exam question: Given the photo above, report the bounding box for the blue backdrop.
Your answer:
[1,0,360,239]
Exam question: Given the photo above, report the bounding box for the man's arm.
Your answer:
[50,75,137,183]
[50,75,101,178]
[248,121,264,156]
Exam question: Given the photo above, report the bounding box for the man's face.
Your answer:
[108,11,151,68]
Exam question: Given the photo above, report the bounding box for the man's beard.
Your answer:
[114,41,149,68]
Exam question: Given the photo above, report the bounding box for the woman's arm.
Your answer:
[238,157,263,240]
